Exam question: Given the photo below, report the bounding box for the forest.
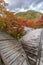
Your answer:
[0,0,43,39]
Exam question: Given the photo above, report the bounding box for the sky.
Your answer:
[4,0,43,13]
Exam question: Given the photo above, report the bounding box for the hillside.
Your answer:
[0,10,43,40]
[16,10,43,21]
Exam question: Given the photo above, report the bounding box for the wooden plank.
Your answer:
[0,43,21,50]
[28,56,36,62]
[7,49,24,64]
[3,47,22,58]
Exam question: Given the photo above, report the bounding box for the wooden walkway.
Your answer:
[0,32,29,65]
[21,29,43,65]
[0,29,43,65]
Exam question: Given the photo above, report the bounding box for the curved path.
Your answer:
[0,29,43,65]
[0,31,29,65]
[21,29,43,65]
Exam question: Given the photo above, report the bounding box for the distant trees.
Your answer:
[35,15,43,28]
[38,16,43,24]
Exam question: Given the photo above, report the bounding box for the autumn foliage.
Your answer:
[0,0,43,39]
[34,16,43,28]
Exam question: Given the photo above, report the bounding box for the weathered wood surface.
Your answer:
[40,29,43,65]
[0,28,43,65]
[21,29,43,65]
[0,31,29,65]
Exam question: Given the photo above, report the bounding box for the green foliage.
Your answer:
[0,17,4,29]
[0,21,3,27]
[10,32,26,40]
[16,32,26,39]
[16,10,43,21]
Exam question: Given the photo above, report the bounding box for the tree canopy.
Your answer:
[0,0,8,16]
